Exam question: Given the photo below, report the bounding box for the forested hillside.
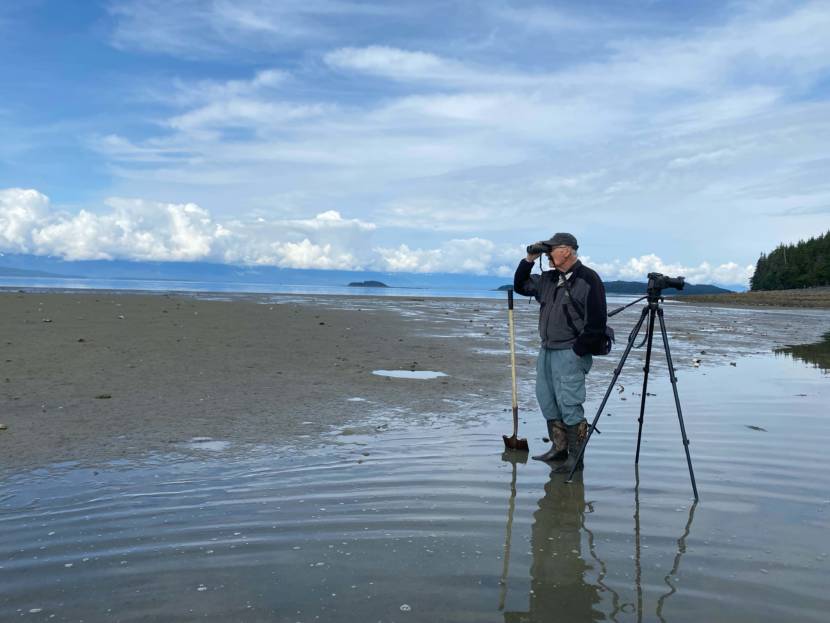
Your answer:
[750,231,830,290]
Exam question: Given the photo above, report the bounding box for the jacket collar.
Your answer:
[557,259,582,277]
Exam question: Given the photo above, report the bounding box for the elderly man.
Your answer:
[513,233,607,473]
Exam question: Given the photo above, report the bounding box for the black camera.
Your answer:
[526,241,552,255]
[647,272,685,291]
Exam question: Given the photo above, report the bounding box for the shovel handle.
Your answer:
[507,289,519,436]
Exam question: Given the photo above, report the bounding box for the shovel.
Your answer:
[503,288,529,452]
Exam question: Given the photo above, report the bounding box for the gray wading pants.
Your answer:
[535,347,593,426]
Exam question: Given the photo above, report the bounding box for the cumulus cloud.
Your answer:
[590,254,754,286]
[0,188,50,253]
[259,239,361,270]
[0,188,375,269]
[0,187,755,284]
[375,237,517,274]
[2,191,220,262]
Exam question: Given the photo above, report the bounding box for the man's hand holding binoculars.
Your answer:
[526,241,551,263]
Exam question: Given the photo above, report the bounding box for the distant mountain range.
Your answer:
[0,265,79,278]
[604,280,732,295]
[0,254,738,293]
[0,254,506,290]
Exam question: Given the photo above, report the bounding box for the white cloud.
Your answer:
[590,254,754,286]
[248,238,362,270]
[0,189,376,268]
[1,187,758,284]
[108,0,402,57]
[5,0,821,282]
[668,148,737,169]
[375,238,521,274]
[168,99,328,132]
[28,197,218,262]
[166,68,289,107]
[325,46,475,84]
[102,3,830,198]
[0,188,51,253]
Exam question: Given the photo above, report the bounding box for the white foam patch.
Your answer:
[372,370,448,379]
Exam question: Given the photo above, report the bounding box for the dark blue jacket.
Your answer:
[514,259,607,356]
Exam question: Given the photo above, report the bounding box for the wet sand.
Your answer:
[0,291,514,469]
[2,289,828,471]
[2,289,830,621]
[677,286,830,308]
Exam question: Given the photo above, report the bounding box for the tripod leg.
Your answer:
[635,307,657,464]
[657,308,699,501]
[566,305,650,483]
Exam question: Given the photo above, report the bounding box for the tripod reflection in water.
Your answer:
[498,461,697,622]
[633,466,698,623]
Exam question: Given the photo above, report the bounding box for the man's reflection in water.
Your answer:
[504,472,605,623]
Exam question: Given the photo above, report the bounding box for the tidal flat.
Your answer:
[1,291,829,621]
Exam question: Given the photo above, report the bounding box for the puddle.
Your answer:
[178,437,232,451]
[372,369,448,379]
[775,330,830,373]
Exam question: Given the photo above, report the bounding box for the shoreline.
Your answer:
[0,284,501,305]
[672,287,830,309]
[7,282,830,310]
[0,282,512,303]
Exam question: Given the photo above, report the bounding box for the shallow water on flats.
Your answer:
[2,302,830,622]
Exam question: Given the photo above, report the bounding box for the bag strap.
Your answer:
[560,274,585,319]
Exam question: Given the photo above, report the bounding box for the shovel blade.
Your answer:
[503,434,529,452]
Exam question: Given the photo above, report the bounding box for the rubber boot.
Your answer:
[532,420,568,462]
[552,421,588,473]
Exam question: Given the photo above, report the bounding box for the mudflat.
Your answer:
[677,286,830,308]
[3,289,829,472]
[0,291,511,469]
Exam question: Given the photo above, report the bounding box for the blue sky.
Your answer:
[1,0,829,285]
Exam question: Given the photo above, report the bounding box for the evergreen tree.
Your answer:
[750,231,830,290]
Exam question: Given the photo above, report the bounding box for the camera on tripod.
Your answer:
[566,269,699,499]
[647,272,685,292]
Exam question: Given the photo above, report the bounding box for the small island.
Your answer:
[347,280,389,288]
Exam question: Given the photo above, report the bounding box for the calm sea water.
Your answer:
[1,294,828,622]
[0,275,512,300]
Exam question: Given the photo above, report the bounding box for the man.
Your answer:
[513,233,607,473]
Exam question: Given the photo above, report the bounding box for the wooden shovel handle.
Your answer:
[508,289,519,436]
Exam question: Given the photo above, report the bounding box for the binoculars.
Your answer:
[526,242,552,255]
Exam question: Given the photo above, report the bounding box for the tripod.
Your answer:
[566,282,699,500]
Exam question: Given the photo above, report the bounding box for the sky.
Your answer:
[1,0,829,286]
